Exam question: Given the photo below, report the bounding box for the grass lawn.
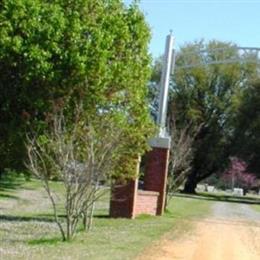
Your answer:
[0,175,213,260]
[251,204,260,213]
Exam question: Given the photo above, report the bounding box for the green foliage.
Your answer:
[0,0,155,175]
[168,40,259,192]
[204,173,226,189]
[233,81,260,177]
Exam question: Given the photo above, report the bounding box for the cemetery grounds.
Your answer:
[0,175,260,260]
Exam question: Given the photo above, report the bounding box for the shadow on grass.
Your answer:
[1,212,110,224]
[28,237,62,245]
[0,174,25,192]
[0,214,65,223]
[175,192,260,205]
[0,193,19,200]
[94,214,110,219]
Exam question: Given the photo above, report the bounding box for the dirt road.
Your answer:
[137,201,260,260]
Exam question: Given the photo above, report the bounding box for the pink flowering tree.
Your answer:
[222,157,257,193]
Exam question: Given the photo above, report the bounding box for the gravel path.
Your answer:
[212,202,260,222]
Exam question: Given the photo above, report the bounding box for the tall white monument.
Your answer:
[150,32,175,148]
[144,32,176,215]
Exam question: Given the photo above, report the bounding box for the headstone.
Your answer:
[233,188,244,196]
[207,186,215,192]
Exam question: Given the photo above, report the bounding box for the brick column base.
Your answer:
[109,179,138,218]
[144,137,170,215]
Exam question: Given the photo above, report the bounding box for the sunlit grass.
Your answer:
[0,177,213,260]
[251,204,260,212]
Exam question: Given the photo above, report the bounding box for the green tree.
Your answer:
[169,40,258,193]
[0,0,154,176]
[233,81,260,177]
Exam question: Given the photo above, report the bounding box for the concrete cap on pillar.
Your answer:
[149,136,171,149]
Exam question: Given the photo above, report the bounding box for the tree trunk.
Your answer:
[87,200,95,231]
[183,176,197,194]
[83,212,88,231]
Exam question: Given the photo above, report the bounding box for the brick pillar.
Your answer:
[144,137,170,215]
[109,179,138,218]
[109,157,140,218]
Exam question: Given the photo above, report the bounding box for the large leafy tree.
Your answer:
[168,40,259,193]
[0,0,154,176]
[232,81,260,178]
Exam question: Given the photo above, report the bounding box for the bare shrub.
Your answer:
[166,120,202,205]
[26,107,122,241]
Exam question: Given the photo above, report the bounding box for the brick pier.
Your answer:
[110,136,170,218]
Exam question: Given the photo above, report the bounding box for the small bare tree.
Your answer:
[166,120,202,206]
[26,107,122,241]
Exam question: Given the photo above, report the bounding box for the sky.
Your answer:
[124,0,260,57]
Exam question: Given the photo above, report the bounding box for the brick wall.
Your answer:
[109,146,170,218]
[144,147,169,215]
[109,179,138,218]
[134,190,159,216]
